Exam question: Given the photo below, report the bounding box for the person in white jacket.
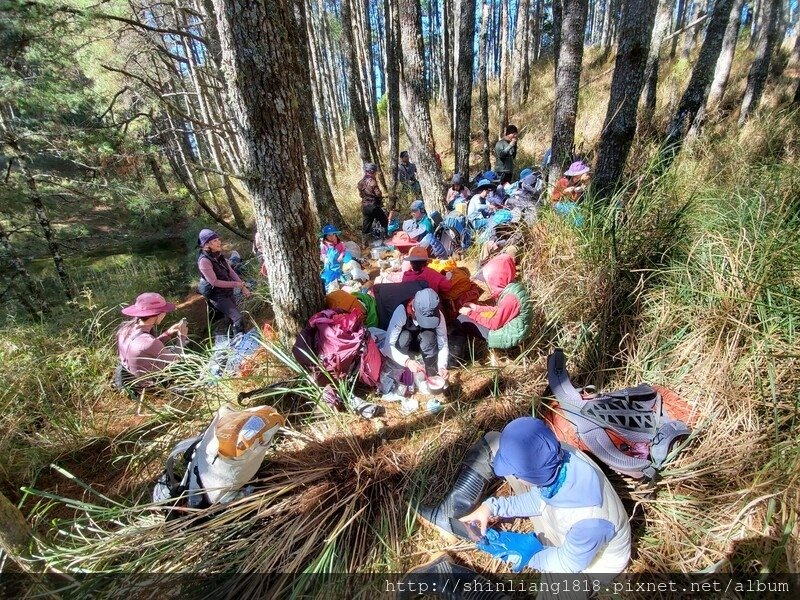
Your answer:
[418,417,630,586]
[381,288,449,380]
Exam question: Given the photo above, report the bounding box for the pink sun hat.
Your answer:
[121,292,177,317]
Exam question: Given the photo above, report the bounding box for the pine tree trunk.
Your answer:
[511,0,530,105]
[453,0,476,177]
[549,0,589,183]
[293,0,345,230]
[680,1,700,59]
[739,0,781,124]
[594,0,659,198]
[641,0,675,127]
[479,1,491,171]
[212,0,325,346]
[661,0,735,168]
[552,0,563,74]
[147,154,169,194]
[385,0,401,201]
[670,0,687,58]
[499,0,510,135]
[398,0,445,209]
[441,0,454,123]
[750,0,762,49]
[706,0,746,110]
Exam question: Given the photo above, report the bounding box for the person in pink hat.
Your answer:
[552,160,591,203]
[116,292,188,385]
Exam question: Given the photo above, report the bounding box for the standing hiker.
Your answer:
[494,125,518,184]
[358,162,388,241]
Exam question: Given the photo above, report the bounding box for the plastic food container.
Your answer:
[370,248,383,260]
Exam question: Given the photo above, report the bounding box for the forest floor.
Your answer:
[2,46,799,595]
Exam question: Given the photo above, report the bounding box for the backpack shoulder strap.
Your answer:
[163,435,203,492]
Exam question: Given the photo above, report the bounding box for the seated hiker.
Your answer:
[466,178,494,230]
[197,228,251,335]
[446,174,471,211]
[552,160,591,203]
[117,292,188,388]
[506,167,533,195]
[398,150,422,195]
[418,417,631,578]
[382,288,449,381]
[457,254,532,350]
[403,200,449,259]
[401,246,453,297]
[506,170,545,223]
[319,224,346,264]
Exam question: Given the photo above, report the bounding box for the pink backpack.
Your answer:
[293,309,383,388]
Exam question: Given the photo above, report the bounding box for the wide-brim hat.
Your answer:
[564,161,591,177]
[475,178,493,192]
[404,245,430,263]
[121,292,176,317]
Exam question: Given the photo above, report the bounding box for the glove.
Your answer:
[475,529,544,573]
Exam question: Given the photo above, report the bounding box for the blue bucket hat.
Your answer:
[493,417,564,486]
[483,170,500,183]
[475,178,493,192]
[519,167,533,180]
[410,199,426,213]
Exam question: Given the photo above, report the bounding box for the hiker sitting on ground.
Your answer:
[456,417,631,575]
[117,292,188,384]
[446,174,471,211]
[552,161,591,203]
[398,150,422,195]
[319,224,346,265]
[198,228,250,335]
[358,162,388,240]
[457,254,532,349]
[401,246,453,297]
[467,179,494,231]
[406,199,435,237]
[506,167,534,196]
[382,288,449,380]
[494,125,519,184]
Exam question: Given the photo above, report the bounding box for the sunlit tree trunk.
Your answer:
[549,0,589,183]
[594,0,659,198]
[641,0,675,127]
[453,0,476,177]
[706,0,746,110]
[212,0,325,345]
[398,0,445,208]
[739,0,781,125]
[479,1,491,171]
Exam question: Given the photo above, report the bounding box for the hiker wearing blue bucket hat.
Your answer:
[416,416,631,577]
[319,224,346,264]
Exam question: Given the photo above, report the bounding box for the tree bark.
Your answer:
[706,0,746,110]
[479,1,491,171]
[0,220,46,316]
[441,0,454,124]
[453,0,476,177]
[739,0,781,125]
[680,0,700,59]
[511,0,530,105]
[593,0,659,198]
[147,153,170,194]
[750,0,762,49]
[498,0,511,135]
[670,0,687,58]
[661,0,735,168]
[552,0,563,74]
[292,0,345,230]
[549,0,589,183]
[384,0,401,201]
[212,0,325,346]
[641,0,675,126]
[398,0,445,209]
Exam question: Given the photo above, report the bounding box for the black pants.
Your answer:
[395,327,438,376]
[456,314,490,340]
[362,202,388,235]
[208,294,245,336]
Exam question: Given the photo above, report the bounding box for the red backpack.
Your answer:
[292,309,382,388]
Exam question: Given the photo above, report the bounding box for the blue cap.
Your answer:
[410,199,426,212]
[519,167,533,180]
[321,224,341,237]
[483,170,500,182]
[493,418,564,486]
[475,178,493,191]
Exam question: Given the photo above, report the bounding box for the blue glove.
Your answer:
[475,529,545,573]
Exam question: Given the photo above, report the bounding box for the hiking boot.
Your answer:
[396,552,511,600]
[417,438,496,542]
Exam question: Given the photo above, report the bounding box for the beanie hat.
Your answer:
[493,417,564,486]
[198,228,220,247]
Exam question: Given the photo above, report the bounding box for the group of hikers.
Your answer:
[111,134,647,598]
